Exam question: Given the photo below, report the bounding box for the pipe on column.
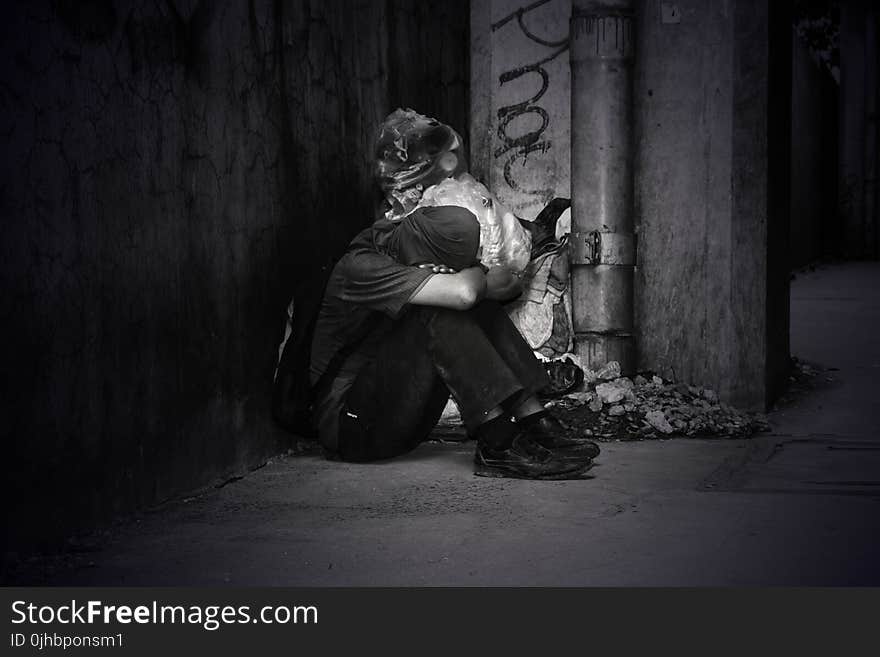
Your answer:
[569,0,636,374]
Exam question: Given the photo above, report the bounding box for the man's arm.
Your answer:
[337,226,489,314]
[409,266,487,310]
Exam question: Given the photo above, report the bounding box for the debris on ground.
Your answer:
[545,362,771,441]
[595,381,627,404]
[430,358,776,443]
[594,361,621,382]
[771,355,836,410]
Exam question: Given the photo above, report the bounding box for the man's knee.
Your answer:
[412,302,491,332]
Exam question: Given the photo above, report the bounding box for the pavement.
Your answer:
[11,262,880,586]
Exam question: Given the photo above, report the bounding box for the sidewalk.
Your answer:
[14,263,880,586]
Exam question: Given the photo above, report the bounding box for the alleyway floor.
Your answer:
[13,262,880,586]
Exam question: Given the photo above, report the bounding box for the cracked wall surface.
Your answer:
[1,0,468,551]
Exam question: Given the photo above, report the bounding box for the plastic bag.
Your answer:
[375,108,468,221]
[417,174,533,273]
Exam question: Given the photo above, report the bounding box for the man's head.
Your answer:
[390,206,481,272]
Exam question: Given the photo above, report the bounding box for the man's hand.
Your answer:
[485,265,523,301]
[418,263,457,274]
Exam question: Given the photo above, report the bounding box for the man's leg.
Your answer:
[424,297,595,475]
[332,306,587,476]
[411,305,532,431]
[332,313,451,462]
[468,299,601,461]
[466,299,550,414]
[335,304,530,461]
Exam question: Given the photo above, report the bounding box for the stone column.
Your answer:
[569,0,636,373]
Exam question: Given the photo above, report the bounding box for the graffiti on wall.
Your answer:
[492,0,569,213]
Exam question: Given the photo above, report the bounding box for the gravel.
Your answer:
[546,361,771,441]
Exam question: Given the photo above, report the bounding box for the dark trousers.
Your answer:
[326,300,549,462]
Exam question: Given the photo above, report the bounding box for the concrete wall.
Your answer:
[839,0,879,259]
[471,0,571,219]
[1,0,468,552]
[633,0,737,400]
[764,0,792,407]
[387,0,470,145]
[634,0,787,409]
[790,29,839,267]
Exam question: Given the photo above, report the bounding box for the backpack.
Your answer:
[271,258,381,439]
[272,263,334,439]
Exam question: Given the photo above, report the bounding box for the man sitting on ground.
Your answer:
[308,204,599,479]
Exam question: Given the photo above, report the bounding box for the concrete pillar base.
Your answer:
[572,332,635,374]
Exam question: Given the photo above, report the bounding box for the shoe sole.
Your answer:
[473,459,594,480]
[544,449,600,462]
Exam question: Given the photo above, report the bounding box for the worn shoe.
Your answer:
[519,413,600,461]
[474,434,591,480]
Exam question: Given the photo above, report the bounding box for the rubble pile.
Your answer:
[547,362,769,441]
[771,355,831,410]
